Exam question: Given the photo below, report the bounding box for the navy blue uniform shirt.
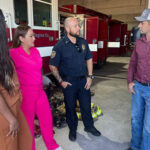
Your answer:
[49,35,92,77]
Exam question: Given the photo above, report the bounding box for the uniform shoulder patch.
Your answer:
[51,50,56,59]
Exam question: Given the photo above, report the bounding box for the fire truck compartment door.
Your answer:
[86,16,99,46]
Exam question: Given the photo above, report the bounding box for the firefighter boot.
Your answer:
[69,130,76,141]
[84,126,101,136]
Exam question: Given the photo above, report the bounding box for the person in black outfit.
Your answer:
[49,17,101,141]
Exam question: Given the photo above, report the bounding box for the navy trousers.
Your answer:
[62,77,94,131]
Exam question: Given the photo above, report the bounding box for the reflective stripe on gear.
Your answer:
[92,112,97,118]
[76,112,81,120]
[96,105,102,116]
[91,102,95,108]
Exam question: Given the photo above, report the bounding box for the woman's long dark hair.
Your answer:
[0,9,14,93]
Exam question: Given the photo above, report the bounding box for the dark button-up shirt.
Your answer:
[50,35,92,77]
[128,36,150,83]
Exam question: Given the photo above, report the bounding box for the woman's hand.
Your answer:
[0,94,19,137]
[7,117,19,137]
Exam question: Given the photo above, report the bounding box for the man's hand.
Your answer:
[61,81,72,88]
[128,82,136,94]
[84,77,92,90]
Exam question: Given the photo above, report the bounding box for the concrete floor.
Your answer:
[36,56,132,150]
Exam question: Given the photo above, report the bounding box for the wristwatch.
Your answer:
[87,75,94,79]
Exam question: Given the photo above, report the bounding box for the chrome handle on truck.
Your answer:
[5,12,12,41]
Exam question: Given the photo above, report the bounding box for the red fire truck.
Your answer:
[0,0,59,74]
[1,1,128,74]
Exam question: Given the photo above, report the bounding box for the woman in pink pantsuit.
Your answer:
[10,25,62,150]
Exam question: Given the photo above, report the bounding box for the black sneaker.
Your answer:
[84,127,101,136]
[126,148,133,150]
[69,130,76,141]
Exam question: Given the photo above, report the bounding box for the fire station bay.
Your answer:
[1,0,150,150]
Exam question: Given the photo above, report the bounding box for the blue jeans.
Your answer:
[130,81,150,150]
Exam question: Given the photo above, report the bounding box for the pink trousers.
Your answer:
[20,86,59,150]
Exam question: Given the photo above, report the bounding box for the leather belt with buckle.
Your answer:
[137,80,150,86]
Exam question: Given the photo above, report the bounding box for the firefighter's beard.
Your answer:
[69,31,80,38]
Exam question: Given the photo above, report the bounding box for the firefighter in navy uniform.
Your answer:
[49,17,101,141]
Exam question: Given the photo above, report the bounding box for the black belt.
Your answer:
[136,80,150,86]
[62,76,85,81]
